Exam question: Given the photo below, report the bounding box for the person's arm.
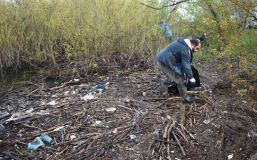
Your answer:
[181,49,193,79]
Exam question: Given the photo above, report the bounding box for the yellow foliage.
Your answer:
[0,0,162,75]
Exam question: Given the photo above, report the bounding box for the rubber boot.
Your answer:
[177,83,198,103]
[160,80,169,96]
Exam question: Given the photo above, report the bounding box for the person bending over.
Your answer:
[156,38,201,103]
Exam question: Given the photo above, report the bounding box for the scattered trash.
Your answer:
[105,107,117,113]
[74,78,80,82]
[27,137,45,151]
[53,126,66,132]
[112,128,118,134]
[95,120,102,125]
[51,94,58,98]
[25,108,34,113]
[166,115,172,120]
[203,118,213,124]
[128,134,137,140]
[41,133,53,144]
[27,133,52,151]
[124,98,131,103]
[96,82,105,90]
[1,66,256,159]
[70,135,76,140]
[82,93,95,101]
[227,153,233,160]
[48,100,56,106]
[128,134,139,142]
[222,111,229,115]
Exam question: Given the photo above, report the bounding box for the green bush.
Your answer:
[0,0,163,77]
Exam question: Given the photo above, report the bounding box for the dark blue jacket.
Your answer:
[156,38,193,78]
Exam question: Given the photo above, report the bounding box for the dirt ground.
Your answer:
[0,60,257,160]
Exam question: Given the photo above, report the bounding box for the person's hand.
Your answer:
[189,78,196,87]
[190,78,196,83]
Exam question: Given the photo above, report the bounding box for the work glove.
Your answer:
[189,78,196,87]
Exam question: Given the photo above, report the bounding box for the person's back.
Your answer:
[156,38,192,77]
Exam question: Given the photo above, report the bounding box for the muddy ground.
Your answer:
[0,60,257,160]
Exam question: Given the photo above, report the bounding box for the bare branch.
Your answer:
[140,0,190,10]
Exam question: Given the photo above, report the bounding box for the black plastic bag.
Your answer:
[168,65,201,95]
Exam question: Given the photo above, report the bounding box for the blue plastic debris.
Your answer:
[40,133,52,144]
[27,137,45,151]
[27,133,52,151]
[96,82,105,90]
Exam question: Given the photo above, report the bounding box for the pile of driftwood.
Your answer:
[144,92,214,160]
[0,70,217,159]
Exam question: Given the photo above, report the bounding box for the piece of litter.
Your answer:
[112,128,118,134]
[222,111,229,115]
[82,93,95,101]
[95,120,102,125]
[27,133,52,151]
[74,78,79,82]
[203,118,213,124]
[96,82,105,90]
[53,126,65,132]
[40,133,52,144]
[105,107,117,112]
[228,154,233,160]
[166,115,172,120]
[143,92,146,96]
[27,137,45,151]
[48,100,56,106]
[125,98,131,103]
[51,94,57,98]
[70,135,76,140]
[128,134,137,140]
[25,108,34,113]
